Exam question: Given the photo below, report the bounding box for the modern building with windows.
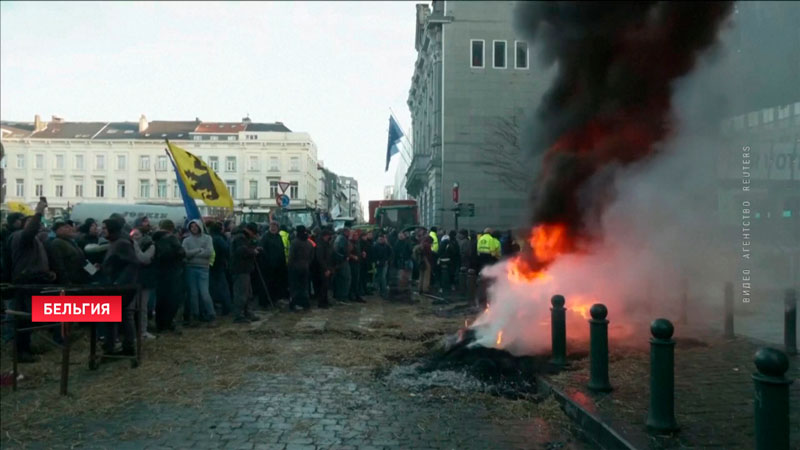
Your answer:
[0,115,319,217]
[405,0,544,230]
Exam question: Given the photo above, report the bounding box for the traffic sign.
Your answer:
[279,194,291,208]
[457,203,475,217]
[278,181,291,194]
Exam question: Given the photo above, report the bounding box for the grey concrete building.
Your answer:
[405,1,543,231]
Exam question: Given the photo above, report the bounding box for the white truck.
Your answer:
[69,203,189,226]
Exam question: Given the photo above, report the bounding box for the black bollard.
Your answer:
[724,282,734,339]
[467,269,477,307]
[752,348,793,450]
[785,289,797,356]
[588,303,612,392]
[550,295,567,367]
[646,318,678,433]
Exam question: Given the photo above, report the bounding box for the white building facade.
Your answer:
[0,116,319,217]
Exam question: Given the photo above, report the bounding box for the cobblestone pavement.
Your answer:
[546,329,800,449]
[2,297,590,450]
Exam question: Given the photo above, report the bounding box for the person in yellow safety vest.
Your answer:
[279,227,290,263]
[476,227,498,271]
[490,231,502,259]
[429,227,439,254]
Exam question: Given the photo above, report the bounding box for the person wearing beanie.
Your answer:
[288,225,314,311]
[47,220,89,285]
[100,217,139,356]
[231,222,261,323]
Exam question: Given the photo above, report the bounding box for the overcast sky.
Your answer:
[0,1,418,212]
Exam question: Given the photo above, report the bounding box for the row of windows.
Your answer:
[10,153,304,173]
[13,178,301,201]
[470,39,528,70]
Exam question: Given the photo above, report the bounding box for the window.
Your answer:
[763,108,774,123]
[226,180,237,198]
[139,180,150,198]
[96,154,105,170]
[249,156,258,171]
[35,154,44,169]
[95,179,105,198]
[747,111,759,127]
[193,135,202,141]
[289,181,298,199]
[117,180,126,198]
[156,155,168,171]
[55,154,65,170]
[55,184,64,197]
[209,156,219,172]
[227,136,236,141]
[75,154,84,170]
[515,41,529,69]
[270,157,279,171]
[74,179,84,197]
[210,136,219,141]
[290,157,300,172]
[493,40,507,68]
[117,155,126,170]
[139,155,150,171]
[246,134,258,141]
[35,183,44,197]
[172,182,179,198]
[225,156,236,172]
[15,179,24,197]
[269,180,279,198]
[157,179,167,198]
[16,154,25,169]
[249,180,258,199]
[470,39,485,68]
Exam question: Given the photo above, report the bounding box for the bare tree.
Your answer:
[479,115,531,191]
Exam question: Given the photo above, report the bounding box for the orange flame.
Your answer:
[496,330,503,346]
[507,223,570,282]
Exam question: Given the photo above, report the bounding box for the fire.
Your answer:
[496,330,503,346]
[570,304,591,319]
[507,223,570,282]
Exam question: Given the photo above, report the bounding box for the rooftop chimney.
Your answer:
[51,115,64,123]
[33,114,46,132]
[139,114,148,133]
[242,114,251,124]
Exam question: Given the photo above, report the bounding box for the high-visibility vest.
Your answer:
[477,234,494,255]
[429,231,439,253]
[279,230,290,263]
[491,237,501,259]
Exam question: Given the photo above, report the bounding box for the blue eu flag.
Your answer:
[386,116,404,171]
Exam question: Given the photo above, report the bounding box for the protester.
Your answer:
[231,223,261,324]
[333,228,351,301]
[413,236,434,294]
[314,228,334,308]
[131,227,156,339]
[348,230,365,303]
[288,225,314,311]
[371,233,393,298]
[153,219,185,334]
[47,220,90,285]
[182,219,217,327]
[208,221,232,316]
[260,221,288,304]
[393,231,413,294]
[76,218,100,250]
[100,217,139,356]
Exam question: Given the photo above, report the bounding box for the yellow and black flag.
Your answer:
[166,141,233,210]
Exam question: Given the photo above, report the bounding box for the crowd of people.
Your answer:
[1,198,520,364]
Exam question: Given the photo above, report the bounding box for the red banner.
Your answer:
[31,296,122,322]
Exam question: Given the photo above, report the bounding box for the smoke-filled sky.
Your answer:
[0,1,418,212]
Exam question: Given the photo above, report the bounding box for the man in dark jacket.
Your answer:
[153,219,185,333]
[314,229,334,308]
[348,231,365,302]
[259,220,288,303]
[208,221,232,316]
[372,233,393,298]
[8,200,53,362]
[100,217,139,355]
[332,228,351,301]
[392,231,413,297]
[231,223,260,323]
[288,225,315,311]
[48,220,90,285]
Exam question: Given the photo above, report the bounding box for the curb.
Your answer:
[537,376,640,450]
